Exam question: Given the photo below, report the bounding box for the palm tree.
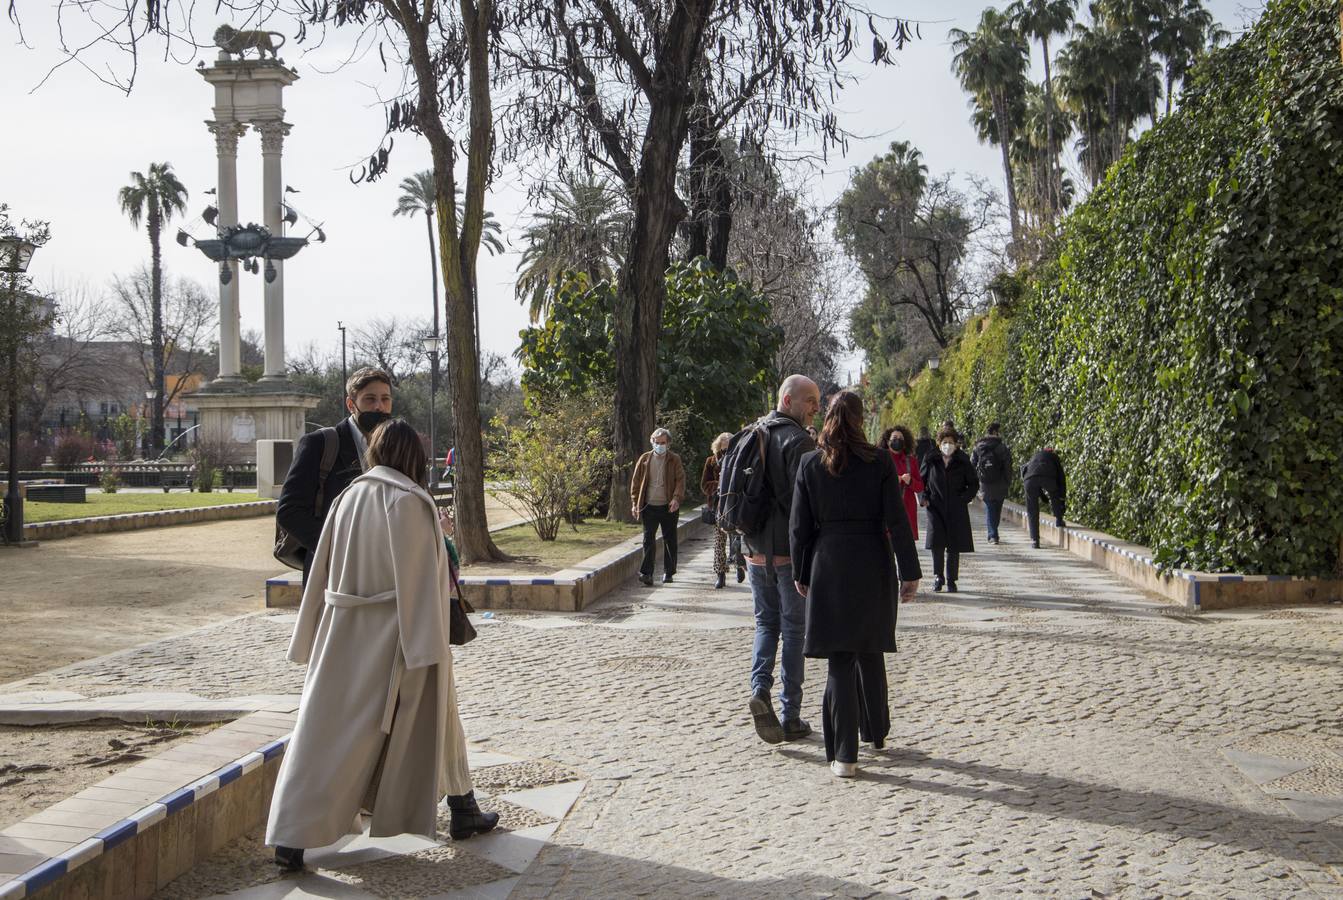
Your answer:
[118,162,187,457]
[1152,0,1224,117]
[951,10,1031,249]
[516,177,629,323]
[1010,0,1076,218]
[393,171,503,442]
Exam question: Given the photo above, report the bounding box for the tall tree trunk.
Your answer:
[395,0,504,563]
[683,111,711,263]
[426,211,450,446]
[607,0,713,521]
[1164,71,1174,117]
[706,137,733,271]
[993,90,1022,252]
[1041,36,1058,220]
[148,206,165,457]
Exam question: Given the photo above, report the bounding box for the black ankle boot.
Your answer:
[715,572,726,589]
[274,846,305,872]
[447,790,500,840]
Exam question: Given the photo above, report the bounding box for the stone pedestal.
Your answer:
[191,381,318,464]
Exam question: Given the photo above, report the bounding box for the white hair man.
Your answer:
[630,427,686,585]
[744,374,821,744]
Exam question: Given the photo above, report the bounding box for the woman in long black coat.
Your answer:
[790,391,922,778]
[920,426,980,593]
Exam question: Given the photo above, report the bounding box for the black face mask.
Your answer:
[356,410,392,434]
[890,438,904,451]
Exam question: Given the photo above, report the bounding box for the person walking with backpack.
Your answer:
[277,368,393,584]
[732,375,819,745]
[790,391,921,777]
[971,423,1013,545]
[630,428,686,585]
[701,432,743,589]
[1022,447,1068,548]
[920,426,979,592]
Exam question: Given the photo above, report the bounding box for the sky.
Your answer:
[1,0,1259,377]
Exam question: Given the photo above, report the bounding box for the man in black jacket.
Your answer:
[745,374,820,745]
[276,367,393,582]
[971,423,1013,544]
[1022,447,1067,549]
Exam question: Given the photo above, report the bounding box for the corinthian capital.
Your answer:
[255,120,292,155]
[206,121,248,156]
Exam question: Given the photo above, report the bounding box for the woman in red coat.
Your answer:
[878,425,924,540]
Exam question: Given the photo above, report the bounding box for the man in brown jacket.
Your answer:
[630,427,686,585]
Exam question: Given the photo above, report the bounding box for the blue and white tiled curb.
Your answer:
[0,737,289,899]
[1001,500,1333,609]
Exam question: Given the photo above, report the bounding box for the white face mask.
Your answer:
[652,443,668,456]
[941,442,956,456]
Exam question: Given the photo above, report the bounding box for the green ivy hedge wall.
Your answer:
[887,0,1343,576]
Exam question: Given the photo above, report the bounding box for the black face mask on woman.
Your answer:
[356,410,392,434]
[890,438,904,452]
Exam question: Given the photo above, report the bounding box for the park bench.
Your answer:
[429,480,455,509]
[26,483,87,503]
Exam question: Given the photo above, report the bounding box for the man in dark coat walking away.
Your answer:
[745,374,820,746]
[971,423,1013,544]
[791,391,921,777]
[920,427,979,592]
[913,426,936,462]
[276,367,392,584]
[1022,447,1067,548]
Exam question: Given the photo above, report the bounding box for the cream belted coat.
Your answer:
[266,465,472,849]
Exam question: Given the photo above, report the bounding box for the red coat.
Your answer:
[889,450,923,539]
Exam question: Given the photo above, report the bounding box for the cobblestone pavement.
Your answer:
[7,517,1343,898]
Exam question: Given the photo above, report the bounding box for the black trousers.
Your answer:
[639,503,677,577]
[1025,478,1066,541]
[932,546,960,582]
[824,651,889,763]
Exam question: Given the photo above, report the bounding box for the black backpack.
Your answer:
[714,421,781,537]
[273,427,339,570]
[975,442,1006,485]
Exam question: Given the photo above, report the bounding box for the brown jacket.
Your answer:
[700,453,722,499]
[630,450,686,510]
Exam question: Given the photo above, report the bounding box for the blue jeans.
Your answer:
[748,562,806,721]
[984,497,1004,541]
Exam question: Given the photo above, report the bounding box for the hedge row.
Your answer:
[886,0,1343,576]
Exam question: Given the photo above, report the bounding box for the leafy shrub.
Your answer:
[489,394,614,541]
[889,0,1343,576]
[192,431,243,494]
[100,469,122,494]
[52,430,95,468]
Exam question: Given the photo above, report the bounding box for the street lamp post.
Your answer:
[337,321,347,391]
[145,389,159,459]
[420,332,441,488]
[2,235,38,546]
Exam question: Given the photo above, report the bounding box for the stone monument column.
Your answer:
[256,119,291,381]
[207,120,247,381]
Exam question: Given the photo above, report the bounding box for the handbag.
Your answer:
[445,536,477,645]
[700,504,717,526]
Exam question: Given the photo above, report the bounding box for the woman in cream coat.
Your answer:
[266,419,497,870]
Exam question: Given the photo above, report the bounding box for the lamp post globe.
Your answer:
[3,236,39,546]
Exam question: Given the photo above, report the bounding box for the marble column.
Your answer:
[255,119,291,382]
[207,120,247,381]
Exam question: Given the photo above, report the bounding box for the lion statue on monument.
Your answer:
[213,24,286,60]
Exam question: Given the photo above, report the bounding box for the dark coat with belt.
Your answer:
[790,449,923,658]
[920,448,979,552]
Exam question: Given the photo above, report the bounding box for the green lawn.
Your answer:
[467,519,642,575]
[24,492,266,523]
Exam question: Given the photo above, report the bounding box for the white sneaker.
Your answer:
[830,760,858,778]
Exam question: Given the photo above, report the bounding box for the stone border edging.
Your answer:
[23,500,277,542]
[998,500,1343,609]
[0,712,293,900]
